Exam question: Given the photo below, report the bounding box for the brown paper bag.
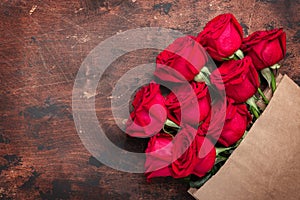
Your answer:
[189,75,300,200]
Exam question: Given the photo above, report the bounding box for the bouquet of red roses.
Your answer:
[125,13,286,187]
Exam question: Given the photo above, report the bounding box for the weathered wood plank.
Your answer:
[0,0,299,199]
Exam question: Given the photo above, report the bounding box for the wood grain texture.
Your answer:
[0,0,299,199]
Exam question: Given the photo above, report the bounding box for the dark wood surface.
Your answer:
[0,0,299,199]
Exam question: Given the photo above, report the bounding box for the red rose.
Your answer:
[154,36,208,83]
[126,83,167,138]
[165,82,211,126]
[210,56,260,103]
[217,100,251,147]
[197,99,227,139]
[197,13,243,61]
[241,28,286,70]
[171,125,216,178]
[198,98,251,147]
[145,133,173,180]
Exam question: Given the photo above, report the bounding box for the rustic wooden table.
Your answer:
[1,0,299,199]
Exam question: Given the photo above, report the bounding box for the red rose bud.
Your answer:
[171,125,216,178]
[145,133,173,180]
[198,98,251,147]
[154,36,208,83]
[126,83,167,138]
[197,13,243,61]
[211,56,260,103]
[165,82,211,126]
[217,99,252,147]
[241,28,286,70]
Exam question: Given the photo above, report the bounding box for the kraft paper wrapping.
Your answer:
[189,75,300,200]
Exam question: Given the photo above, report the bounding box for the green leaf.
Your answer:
[194,66,212,85]
[246,96,261,118]
[261,68,272,88]
[234,49,245,59]
[215,155,228,165]
[270,63,281,70]
[223,49,244,60]
[164,119,180,129]
[216,146,233,155]
[178,175,191,183]
[271,71,277,92]
[201,66,211,76]
[189,173,212,188]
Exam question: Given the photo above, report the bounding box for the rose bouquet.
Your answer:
[125,13,286,188]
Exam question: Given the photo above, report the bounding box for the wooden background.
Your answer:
[0,0,299,199]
